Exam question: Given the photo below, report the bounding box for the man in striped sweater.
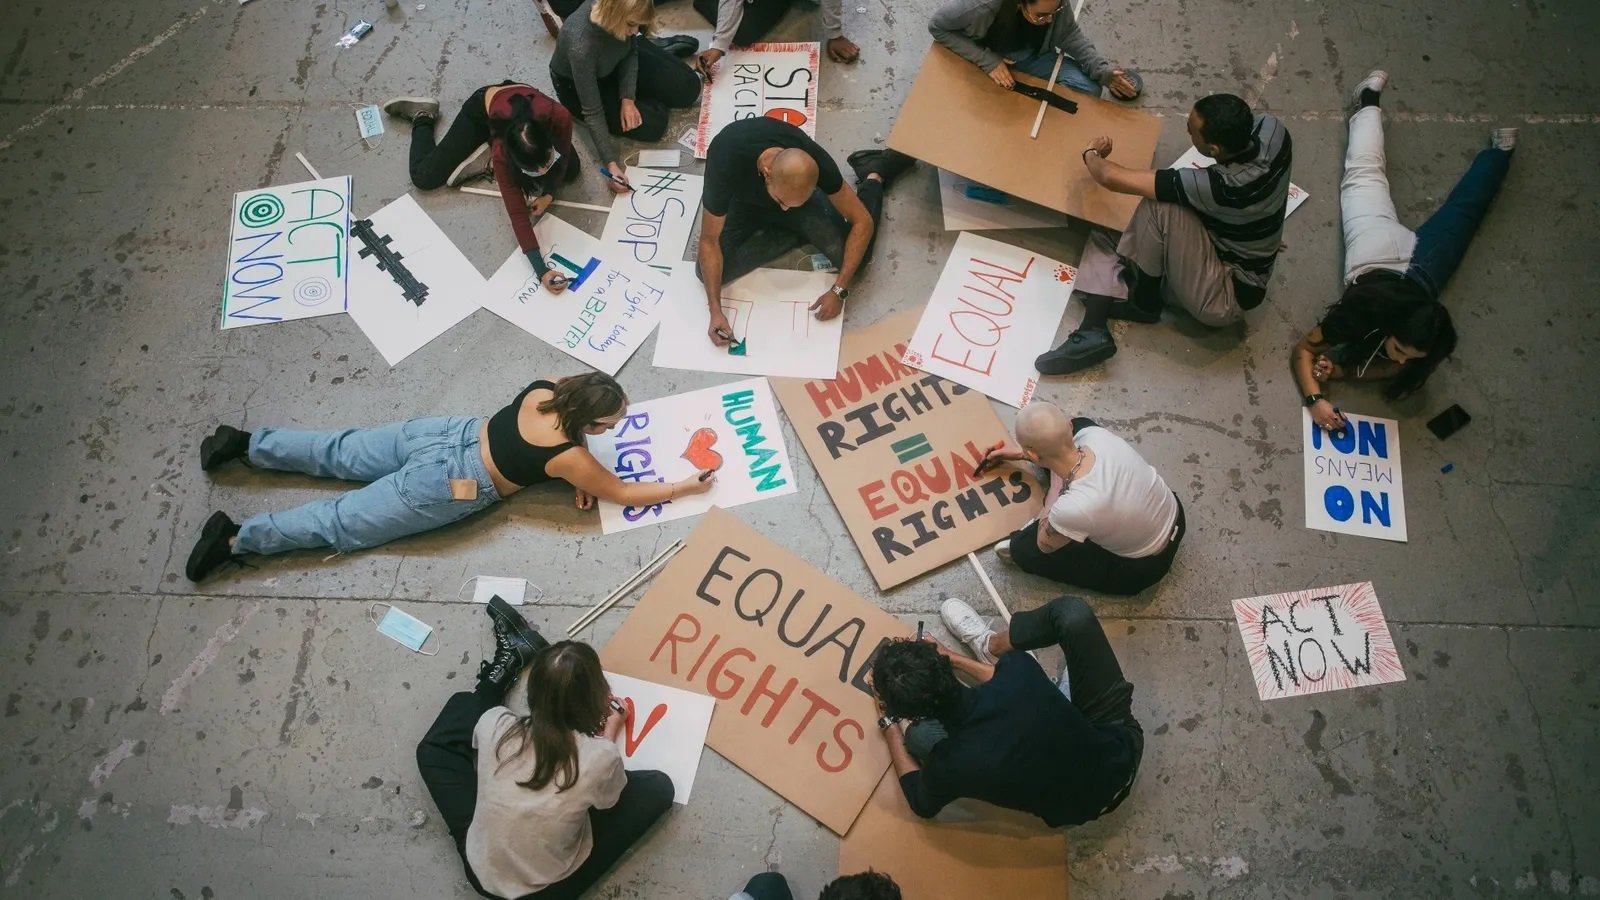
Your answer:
[1036,93,1293,375]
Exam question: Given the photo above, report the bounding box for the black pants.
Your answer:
[550,41,701,149]
[1008,497,1185,596]
[692,0,795,45]
[409,86,497,190]
[713,178,884,284]
[415,689,675,900]
[740,872,795,900]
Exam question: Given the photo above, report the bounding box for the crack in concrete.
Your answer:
[1502,629,1577,882]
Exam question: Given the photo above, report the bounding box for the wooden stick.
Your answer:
[567,540,685,636]
[1029,51,1066,140]
[966,551,1012,624]
[457,185,612,213]
[295,152,322,180]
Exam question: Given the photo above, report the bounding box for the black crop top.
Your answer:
[486,380,577,487]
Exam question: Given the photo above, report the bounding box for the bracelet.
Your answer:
[1082,149,1100,163]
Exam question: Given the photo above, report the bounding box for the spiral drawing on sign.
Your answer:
[239,193,286,229]
[293,276,332,307]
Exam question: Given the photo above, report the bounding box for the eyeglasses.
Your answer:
[1021,0,1065,21]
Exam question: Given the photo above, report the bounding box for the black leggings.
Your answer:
[691,0,795,45]
[1008,497,1185,596]
[415,688,675,900]
[713,178,884,284]
[550,40,702,147]
[409,86,498,190]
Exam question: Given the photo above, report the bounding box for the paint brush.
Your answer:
[971,441,1007,477]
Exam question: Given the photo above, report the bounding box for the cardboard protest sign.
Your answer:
[1172,146,1308,217]
[603,672,716,803]
[598,167,704,277]
[771,311,1042,589]
[588,378,797,534]
[1302,409,1407,542]
[1231,582,1406,701]
[345,195,484,367]
[481,214,670,375]
[937,170,1071,232]
[221,176,352,328]
[602,507,912,834]
[652,269,843,379]
[903,232,1073,408]
[889,45,1161,231]
[839,770,1069,898]
[694,42,820,158]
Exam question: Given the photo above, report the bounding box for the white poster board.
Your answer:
[599,168,704,277]
[1231,582,1406,700]
[1172,146,1308,217]
[345,195,484,367]
[1302,409,1407,542]
[937,170,1072,232]
[481,214,670,375]
[902,232,1073,408]
[604,672,715,804]
[653,269,842,379]
[221,176,353,328]
[694,42,820,158]
[589,378,797,533]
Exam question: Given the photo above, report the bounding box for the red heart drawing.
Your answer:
[764,108,809,127]
[681,427,724,472]
[621,697,668,757]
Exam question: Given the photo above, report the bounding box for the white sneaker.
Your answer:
[940,598,997,664]
[992,538,1012,563]
[446,143,492,187]
[1491,127,1518,152]
[1346,69,1389,115]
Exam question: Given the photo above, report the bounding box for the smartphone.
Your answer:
[1427,404,1472,440]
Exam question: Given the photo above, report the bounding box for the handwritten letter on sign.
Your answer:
[653,268,843,380]
[1231,582,1405,701]
[221,176,352,329]
[599,168,704,277]
[695,42,820,158]
[481,214,669,375]
[603,672,715,803]
[772,311,1041,589]
[1302,409,1408,542]
[601,507,912,834]
[903,232,1073,408]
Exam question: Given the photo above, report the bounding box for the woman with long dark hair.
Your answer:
[416,614,675,900]
[1295,69,1515,432]
[384,84,579,293]
[929,0,1142,99]
[184,373,717,581]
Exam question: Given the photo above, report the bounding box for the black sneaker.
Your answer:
[649,35,699,57]
[1035,328,1117,375]
[199,425,251,471]
[185,512,242,582]
[847,149,917,187]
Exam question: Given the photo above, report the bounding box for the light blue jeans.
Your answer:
[1010,49,1103,97]
[234,416,503,556]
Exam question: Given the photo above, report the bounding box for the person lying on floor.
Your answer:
[732,869,902,900]
[416,601,675,900]
[1294,70,1515,434]
[871,596,1142,827]
[697,117,916,346]
[184,373,715,581]
[929,0,1142,99]
[383,83,580,294]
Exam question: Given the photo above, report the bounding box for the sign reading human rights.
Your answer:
[771,311,1041,589]
[695,42,820,158]
[601,507,912,834]
[1301,409,1408,542]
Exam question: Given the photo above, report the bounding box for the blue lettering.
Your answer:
[1323,485,1354,522]
[1360,490,1391,526]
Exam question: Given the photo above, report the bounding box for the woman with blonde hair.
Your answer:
[550,0,701,193]
[185,372,716,580]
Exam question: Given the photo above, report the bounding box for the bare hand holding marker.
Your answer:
[673,471,717,497]
[602,698,629,741]
[707,310,734,346]
[540,270,569,293]
[810,289,843,321]
[529,193,554,217]
[696,48,724,81]
[600,163,632,193]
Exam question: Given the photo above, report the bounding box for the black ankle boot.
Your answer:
[481,596,547,689]
[185,511,243,581]
[199,425,251,471]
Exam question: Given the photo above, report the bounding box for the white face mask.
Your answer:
[520,149,561,178]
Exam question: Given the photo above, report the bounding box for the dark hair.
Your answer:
[498,94,558,176]
[820,871,902,900]
[870,640,963,721]
[1192,94,1255,155]
[493,641,612,792]
[537,372,628,442]
[1320,281,1457,399]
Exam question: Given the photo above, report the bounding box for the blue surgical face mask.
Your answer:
[520,149,561,178]
[372,604,438,655]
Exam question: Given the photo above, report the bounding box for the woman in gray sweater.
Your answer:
[551,0,702,191]
[929,0,1142,99]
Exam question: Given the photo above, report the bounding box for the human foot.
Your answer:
[939,598,998,664]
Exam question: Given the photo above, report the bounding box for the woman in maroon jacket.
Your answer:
[385,83,579,293]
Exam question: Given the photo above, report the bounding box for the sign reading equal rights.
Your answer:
[771,310,1041,589]
[602,507,912,835]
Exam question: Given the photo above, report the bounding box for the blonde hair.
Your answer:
[590,0,654,40]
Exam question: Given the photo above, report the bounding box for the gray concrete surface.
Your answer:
[1,0,1596,896]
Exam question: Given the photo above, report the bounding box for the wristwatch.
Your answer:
[830,285,850,301]
[1303,393,1325,407]
[876,715,897,730]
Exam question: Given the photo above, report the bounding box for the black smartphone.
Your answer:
[1427,404,1472,440]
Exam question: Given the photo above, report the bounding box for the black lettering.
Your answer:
[1330,631,1374,675]
[1265,640,1298,689]
[954,486,988,521]
[1287,599,1316,633]
[819,421,855,460]
[872,526,913,562]
[903,510,939,548]
[1006,470,1033,503]
[733,568,783,626]
[805,617,865,683]
[902,381,932,415]
[1316,595,1346,635]
[776,590,833,648]
[696,546,751,606]
[930,500,955,530]
[843,403,897,446]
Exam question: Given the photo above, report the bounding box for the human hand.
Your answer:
[827,36,860,63]
[619,100,643,133]
[1107,70,1138,99]
[1086,135,1113,159]
[540,270,570,294]
[696,48,724,80]
[529,193,554,217]
[675,470,717,497]
[707,310,734,346]
[1312,354,1335,382]
[574,487,595,510]
[921,633,953,658]
[989,61,1014,89]
[983,441,1026,466]
[602,699,628,741]
[1310,399,1347,433]
[810,289,843,321]
[604,161,631,194]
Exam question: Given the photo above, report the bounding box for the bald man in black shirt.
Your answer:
[697,117,915,346]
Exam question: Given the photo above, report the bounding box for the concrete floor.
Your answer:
[1,0,1597,895]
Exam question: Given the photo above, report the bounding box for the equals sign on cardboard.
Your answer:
[892,433,933,464]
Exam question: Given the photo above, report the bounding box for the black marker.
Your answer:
[915,620,924,642]
[698,469,716,482]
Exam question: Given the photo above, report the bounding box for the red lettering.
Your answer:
[928,332,997,375]
[817,718,863,773]
[913,456,952,494]
[620,698,668,756]
[852,354,894,394]
[970,254,1034,289]
[649,612,701,673]
[787,687,840,745]
[859,479,898,520]
[686,633,722,682]
[708,647,757,699]
[804,378,845,418]
[740,664,798,727]
[952,441,983,489]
